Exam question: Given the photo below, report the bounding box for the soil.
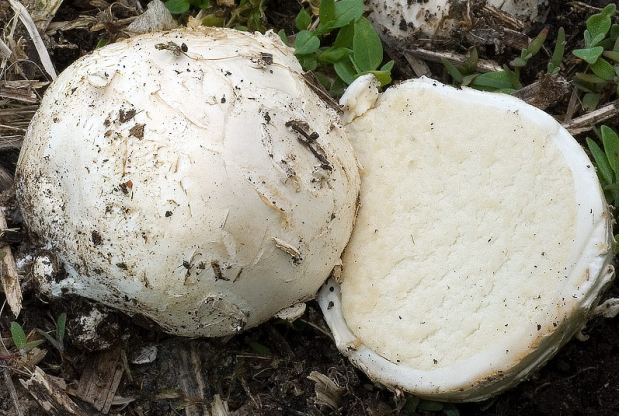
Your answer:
[0,0,618,415]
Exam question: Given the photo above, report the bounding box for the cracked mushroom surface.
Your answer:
[318,76,614,401]
[16,27,360,337]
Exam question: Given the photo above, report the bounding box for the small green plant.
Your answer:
[572,4,618,111]
[282,0,393,93]
[442,28,548,93]
[10,322,44,355]
[165,0,211,15]
[586,125,619,209]
[36,312,67,353]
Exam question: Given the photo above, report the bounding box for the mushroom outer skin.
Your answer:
[318,75,615,401]
[16,27,360,337]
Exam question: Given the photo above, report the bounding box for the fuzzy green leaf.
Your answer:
[10,322,27,349]
[582,92,601,111]
[164,0,190,14]
[294,31,320,55]
[601,126,619,177]
[527,27,548,56]
[586,3,615,41]
[548,27,565,74]
[602,50,619,62]
[587,137,614,185]
[352,17,383,72]
[573,46,604,64]
[295,8,312,31]
[0,251,5,261]
[510,56,528,67]
[590,57,616,80]
[21,340,44,354]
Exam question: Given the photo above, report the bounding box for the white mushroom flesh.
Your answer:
[318,76,614,401]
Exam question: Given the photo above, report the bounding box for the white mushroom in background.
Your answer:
[318,75,614,401]
[16,27,360,337]
[368,0,548,42]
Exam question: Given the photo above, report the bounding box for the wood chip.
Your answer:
[404,48,502,73]
[562,99,619,135]
[0,208,22,317]
[3,366,24,416]
[511,74,571,110]
[307,370,345,411]
[76,346,124,414]
[20,366,89,416]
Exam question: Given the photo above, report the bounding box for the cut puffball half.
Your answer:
[317,76,615,402]
[16,27,360,338]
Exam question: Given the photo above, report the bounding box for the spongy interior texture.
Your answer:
[340,84,577,371]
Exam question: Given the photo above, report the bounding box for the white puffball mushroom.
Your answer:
[318,76,615,401]
[368,0,548,42]
[16,27,360,338]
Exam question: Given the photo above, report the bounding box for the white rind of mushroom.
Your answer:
[318,75,615,401]
[368,0,548,42]
[16,27,360,338]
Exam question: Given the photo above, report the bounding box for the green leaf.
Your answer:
[334,57,357,84]
[333,0,364,28]
[0,251,5,261]
[503,65,522,89]
[582,92,601,111]
[586,3,615,41]
[248,340,271,356]
[442,58,463,83]
[352,17,384,72]
[526,27,548,56]
[574,72,608,84]
[587,137,614,184]
[295,8,312,31]
[463,47,478,74]
[590,58,616,80]
[318,47,352,63]
[164,0,190,14]
[461,73,479,86]
[510,56,528,67]
[319,0,336,26]
[365,69,391,86]
[56,313,67,345]
[277,29,288,45]
[10,322,27,349]
[611,23,619,42]
[417,400,444,411]
[334,22,355,48]
[297,53,318,71]
[380,60,394,72]
[548,27,565,74]
[601,126,619,177]
[21,340,44,354]
[602,50,619,62]
[573,46,604,64]
[294,31,320,55]
[470,71,514,91]
[188,0,210,9]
